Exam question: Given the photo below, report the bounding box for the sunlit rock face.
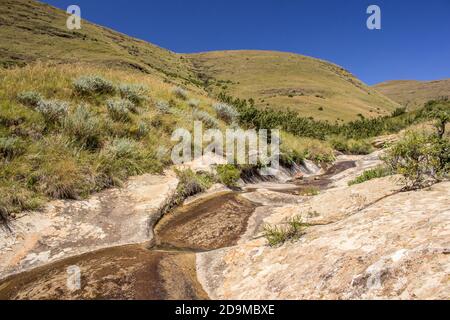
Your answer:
[0,173,179,279]
[197,154,450,300]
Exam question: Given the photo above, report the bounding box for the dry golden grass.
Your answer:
[189,50,400,122]
[373,79,450,110]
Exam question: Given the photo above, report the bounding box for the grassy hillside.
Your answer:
[188,50,400,122]
[373,79,450,110]
[0,0,199,86]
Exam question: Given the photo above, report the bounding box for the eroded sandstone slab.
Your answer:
[197,180,450,300]
[0,173,179,279]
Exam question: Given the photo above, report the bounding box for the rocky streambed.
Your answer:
[1,152,448,300]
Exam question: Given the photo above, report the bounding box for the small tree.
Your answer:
[424,100,449,139]
[384,131,449,190]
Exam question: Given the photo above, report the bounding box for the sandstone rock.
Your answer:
[197,180,450,300]
[0,173,179,279]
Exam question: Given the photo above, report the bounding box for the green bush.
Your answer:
[216,164,241,187]
[391,107,407,117]
[63,105,102,149]
[73,75,116,96]
[118,84,147,105]
[17,91,42,107]
[384,131,449,189]
[263,216,308,247]
[106,99,134,122]
[348,166,392,186]
[329,136,374,155]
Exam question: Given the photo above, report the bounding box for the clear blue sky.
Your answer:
[43,0,450,85]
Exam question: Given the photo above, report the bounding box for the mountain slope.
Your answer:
[0,0,401,122]
[188,50,400,122]
[373,79,450,109]
[0,0,197,85]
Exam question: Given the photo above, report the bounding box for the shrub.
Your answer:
[391,107,407,117]
[263,216,308,247]
[17,91,42,107]
[0,137,25,160]
[172,86,188,100]
[329,136,374,155]
[213,102,238,123]
[118,84,147,105]
[384,131,449,189]
[63,105,102,149]
[187,99,200,108]
[73,75,116,96]
[348,166,392,186]
[216,164,241,187]
[155,100,171,114]
[193,110,219,129]
[106,99,134,122]
[36,99,69,125]
[423,100,450,138]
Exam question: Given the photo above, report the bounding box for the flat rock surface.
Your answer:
[197,167,450,299]
[0,173,179,279]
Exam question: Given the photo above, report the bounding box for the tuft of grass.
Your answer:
[213,102,239,124]
[299,186,320,196]
[33,136,96,200]
[118,83,147,105]
[348,166,392,186]
[73,75,116,96]
[0,137,25,161]
[172,86,188,100]
[106,98,134,122]
[155,100,171,114]
[193,109,219,129]
[17,91,42,107]
[36,99,69,125]
[63,105,102,149]
[187,99,200,108]
[263,216,308,247]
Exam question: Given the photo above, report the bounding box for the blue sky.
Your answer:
[43,0,450,85]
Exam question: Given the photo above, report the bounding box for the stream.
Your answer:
[0,161,355,300]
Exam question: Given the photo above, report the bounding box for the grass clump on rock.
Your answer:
[348,166,392,186]
[263,216,308,247]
